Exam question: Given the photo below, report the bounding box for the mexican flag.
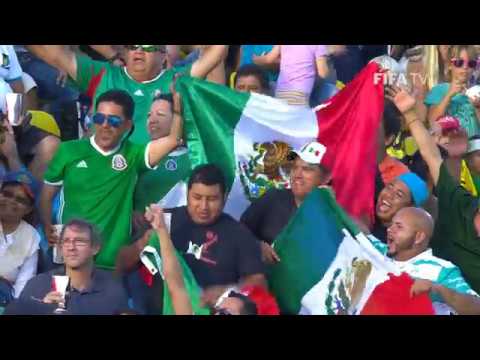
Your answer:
[268,188,435,315]
[175,61,384,222]
[140,232,210,315]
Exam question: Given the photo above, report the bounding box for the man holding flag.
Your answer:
[241,141,331,264]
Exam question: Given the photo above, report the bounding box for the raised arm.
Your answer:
[147,81,183,167]
[145,204,193,315]
[252,45,281,70]
[25,45,77,81]
[190,45,228,79]
[386,85,443,185]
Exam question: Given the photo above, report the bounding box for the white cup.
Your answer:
[5,93,24,126]
[52,275,69,298]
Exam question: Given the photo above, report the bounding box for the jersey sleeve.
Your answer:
[5,45,23,82]
[437,266,478,297]
[43,143,68,186]
[139,142,160,173]
[73,54,110,93]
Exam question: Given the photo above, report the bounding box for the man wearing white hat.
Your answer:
[241,141,331,264]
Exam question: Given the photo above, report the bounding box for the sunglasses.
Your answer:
[1,189,32,207]
[125,45,164,53]
[450,58,478,69]
[92,113,124,128]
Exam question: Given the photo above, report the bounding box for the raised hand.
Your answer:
[385,85,417,115]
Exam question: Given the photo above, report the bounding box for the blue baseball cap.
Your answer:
[397,172,429,207]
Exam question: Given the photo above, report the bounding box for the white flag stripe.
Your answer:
[225,93,318,219]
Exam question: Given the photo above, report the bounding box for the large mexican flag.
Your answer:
[268,188,435,315]
[172,62,384,223]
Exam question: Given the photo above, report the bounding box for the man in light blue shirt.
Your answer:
[369,207,480,315]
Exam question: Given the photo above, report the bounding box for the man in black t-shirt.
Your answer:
[169,164,265,306]
[241,141,331,264]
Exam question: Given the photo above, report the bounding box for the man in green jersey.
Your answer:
[386,84,480,294]
[26,45,228,144]
[40,89,183,270]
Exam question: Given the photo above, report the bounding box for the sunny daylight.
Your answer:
[1,45,480,316]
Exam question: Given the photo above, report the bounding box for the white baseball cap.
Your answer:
[291,141,327,165]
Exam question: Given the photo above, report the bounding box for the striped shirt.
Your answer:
[369,236,478,315]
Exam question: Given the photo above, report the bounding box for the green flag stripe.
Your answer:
[177,76,250,190]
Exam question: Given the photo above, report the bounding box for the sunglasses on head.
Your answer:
[126,45,164,53]
[450,58,478,69]
[92,113,124,128]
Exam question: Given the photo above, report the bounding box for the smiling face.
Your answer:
[376,179,413,226]
[290,157,327,204]
[147,99,173,140]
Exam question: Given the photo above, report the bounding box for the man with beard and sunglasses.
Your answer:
[25,45,228,145]
[39,89,183,271]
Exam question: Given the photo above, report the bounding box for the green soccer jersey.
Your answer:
[133,147,192,212]
[44,136,153,270]
[73,54,192,145]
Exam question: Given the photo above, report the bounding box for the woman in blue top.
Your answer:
[425,45,480,138]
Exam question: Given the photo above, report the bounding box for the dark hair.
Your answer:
[229,293,258,315]
[96,89,135,120]
[60,219,102,247]
[236,64,270,92]
[188,164,226,196]
[152,93,174,110]
[383,99,402,139]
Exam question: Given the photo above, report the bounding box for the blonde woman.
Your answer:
[425,45,480,138]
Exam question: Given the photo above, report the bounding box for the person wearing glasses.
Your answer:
[39,89,183,271]
[5,219,129,315]
[425,45,480,138]
[0,172,41,304]
[25,44,228,145]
